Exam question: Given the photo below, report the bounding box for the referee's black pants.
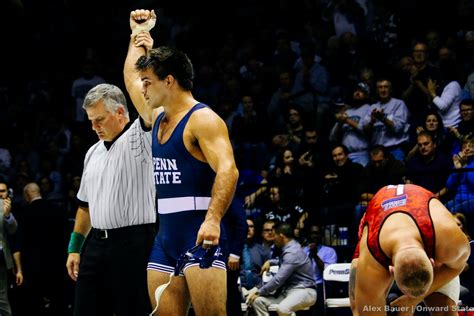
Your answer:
[74,224,156,316]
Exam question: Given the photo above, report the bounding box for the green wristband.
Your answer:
[68,232,86,254]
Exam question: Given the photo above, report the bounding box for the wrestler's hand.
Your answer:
[130,9,156,34]
[390,294,421,316]
[134,31,154,50]
[228,256,240,271]
[66,253,81,282]
[196,216,220,248]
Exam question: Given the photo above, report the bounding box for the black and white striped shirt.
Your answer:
[77,118,156,229]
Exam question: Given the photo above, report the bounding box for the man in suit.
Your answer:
[18,182,66,315]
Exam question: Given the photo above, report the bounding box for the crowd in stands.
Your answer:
[1,0,474,314]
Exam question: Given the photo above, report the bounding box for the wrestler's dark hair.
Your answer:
[135,46,194,91]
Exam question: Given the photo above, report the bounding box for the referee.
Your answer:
[66,83,156,316]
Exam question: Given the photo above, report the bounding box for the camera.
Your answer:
[8,188,13,199]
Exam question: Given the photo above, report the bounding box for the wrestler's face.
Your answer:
[140,68,168,109]
[86,101,125,141]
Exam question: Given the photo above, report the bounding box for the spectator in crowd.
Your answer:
[320,144,363,237]
[231,94,268,170]
[446,136,474,236]
[0,179,17,316]
[240,218,270,291]
[71,59,106,124]
[427,59,462,128]
[448,99,474,154]
[464,71,474,100]
[400,41,441,128]
[262,186,306,233]
[283,105,306,146]
[260,220,276,258]
[292,45,330,132]
[406,110,452,159]
[356,145,407,223]
[267,148,303,200]
[454,212,471,240]
[297,128,328,213]
[405,131,453,201]
[362,78,411,161]
[330,82,372,166]
[303,224,338,316]
[267,70,297,133]
[247,222,317,316]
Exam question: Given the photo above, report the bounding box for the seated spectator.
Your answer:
[240,218,270,291]
[260,220,276,259]
[247,223,317,315]
[303,224,338,316]
[405,131,453,201]
[446,137,474,236]
[329,82,372,166]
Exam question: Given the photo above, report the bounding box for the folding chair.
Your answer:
[323,263,351,312]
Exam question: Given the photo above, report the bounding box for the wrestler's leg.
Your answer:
[424,293,458,316]
[148,270,190,316]
[185,266,227,316]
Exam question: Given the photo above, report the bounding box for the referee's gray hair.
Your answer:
[83,83,129,119]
